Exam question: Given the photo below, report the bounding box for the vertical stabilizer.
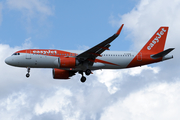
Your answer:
[139,27,168,54]
[127,26,169,68]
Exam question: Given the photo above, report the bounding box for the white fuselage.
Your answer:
[5,50,137,70]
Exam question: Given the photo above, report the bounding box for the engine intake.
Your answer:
[52,68,76,79]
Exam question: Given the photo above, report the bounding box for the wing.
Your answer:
[76,24,124,65]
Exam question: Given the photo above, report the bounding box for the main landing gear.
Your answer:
[26,67,30,78]
[79,69,91,83]
[81,76,86,83]
[85,69,91,76]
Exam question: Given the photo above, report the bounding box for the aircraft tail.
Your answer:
[139,27,169,54]
[127,26,174,68]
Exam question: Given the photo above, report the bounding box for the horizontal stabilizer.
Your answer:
[151,48,175,59]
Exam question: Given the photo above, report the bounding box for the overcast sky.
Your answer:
[0,0,180,120]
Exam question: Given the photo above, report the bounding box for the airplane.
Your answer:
[5,24,174,83]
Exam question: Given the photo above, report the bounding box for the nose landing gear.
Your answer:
[26,67,30,78]
[79,71,86,83]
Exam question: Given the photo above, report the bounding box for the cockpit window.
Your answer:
[12,53,20,56]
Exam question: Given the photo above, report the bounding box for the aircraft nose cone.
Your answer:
[5,57,12,65]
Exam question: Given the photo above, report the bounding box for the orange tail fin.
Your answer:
[139,27,169,54]
[127,26,169,68]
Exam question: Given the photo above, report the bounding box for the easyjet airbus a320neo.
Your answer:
[5,24,174,82]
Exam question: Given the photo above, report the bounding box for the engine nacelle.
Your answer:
[54,57,78,68]
[52,68,76,79]
[60,57,77,68]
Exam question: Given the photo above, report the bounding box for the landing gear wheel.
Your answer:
[85,69,91,76]
[26,73,30,78]
[26,67,30,78]
[81,76,86,83]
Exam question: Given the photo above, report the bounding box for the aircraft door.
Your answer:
[26,50,31,59]
[137,52,142,61]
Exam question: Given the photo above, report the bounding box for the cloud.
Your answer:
[110,0,180,50]
[0,92,32,120]
[95,66,160,94]
[76,45,90,50]
[6,0,54,17]
[100,81,180,120]
[6,0,54,33]
[22,37,32,49]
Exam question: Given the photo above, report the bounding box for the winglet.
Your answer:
[116,24,124,35]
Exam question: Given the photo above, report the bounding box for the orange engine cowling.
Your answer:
[60,57,77,68]
[52,68,76,79]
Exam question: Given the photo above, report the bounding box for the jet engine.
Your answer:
[52,68,76,79]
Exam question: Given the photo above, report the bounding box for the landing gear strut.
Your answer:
[79,69,92,83]
[79,71,86,83]
[26,67,30,78]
